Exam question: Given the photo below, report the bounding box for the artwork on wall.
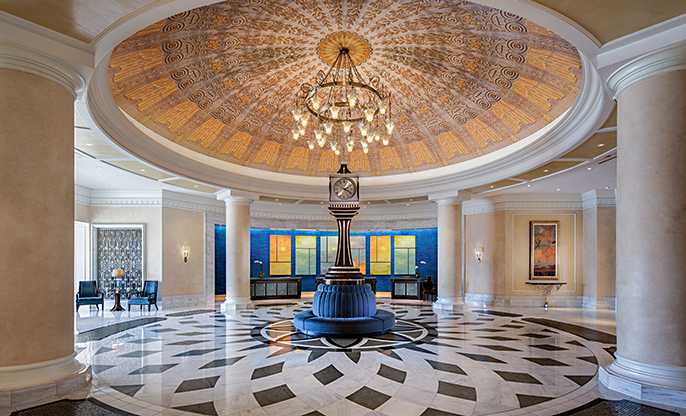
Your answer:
[530,221,559,280]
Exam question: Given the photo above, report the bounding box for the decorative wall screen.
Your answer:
[93,225,145,298]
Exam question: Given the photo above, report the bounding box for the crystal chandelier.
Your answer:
[292,34,394,156]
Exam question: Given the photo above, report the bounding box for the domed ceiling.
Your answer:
[108,0,582,178]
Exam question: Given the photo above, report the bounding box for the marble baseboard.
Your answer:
[582,296,616,310]
[0,365,91,416]
[600,354,686,408]
[465,293,585,308]
[160,294,208,309]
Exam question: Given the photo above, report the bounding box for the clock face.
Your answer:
[333,178,356,199]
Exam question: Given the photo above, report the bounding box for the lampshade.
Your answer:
[111,269,124,277]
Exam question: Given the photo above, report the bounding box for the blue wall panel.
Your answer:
[214,225,438,296]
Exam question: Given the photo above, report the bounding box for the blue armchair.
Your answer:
[128,281,159,311]
[76,281,104,312]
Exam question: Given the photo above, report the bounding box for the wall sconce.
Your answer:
[475,247,484,263]
[254,260,264,277]
[182,246,190,262]
[415,260,426,277]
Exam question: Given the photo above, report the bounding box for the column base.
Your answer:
[0,353,91,415]
[220,297,253,312]
[600,353,686,408]
[432,297,467,312]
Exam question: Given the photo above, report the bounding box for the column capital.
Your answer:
[0,41,84,99]
[582,189,617,209]
[607,41,686,100]
[429,190,472,205]
[215,189,259,205]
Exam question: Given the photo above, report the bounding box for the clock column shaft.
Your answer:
[335,216,354,267]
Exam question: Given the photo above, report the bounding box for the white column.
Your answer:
[216,190,258,311]
[0,43,89,412]
[601,43,686,406]
[430,191,471,312]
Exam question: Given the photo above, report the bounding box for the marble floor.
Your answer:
[73,300,686,416]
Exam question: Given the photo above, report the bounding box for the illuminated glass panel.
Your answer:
[394,235,416,275]
[295,236,316,275]
[269,235,291,275]
[351,236,366,275]
[320,235,337,275]
[370,236,391,275]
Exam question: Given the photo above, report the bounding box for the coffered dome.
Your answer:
[107,0,582,178]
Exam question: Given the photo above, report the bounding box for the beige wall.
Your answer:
[81,205,205,300]
[465,210,583,297]
[89,206,163,283]
[75,202,90,222]
[161,207,205,297]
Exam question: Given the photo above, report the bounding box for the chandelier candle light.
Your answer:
[292,32,394,157]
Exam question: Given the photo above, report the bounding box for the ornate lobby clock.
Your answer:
[329,164,359,204]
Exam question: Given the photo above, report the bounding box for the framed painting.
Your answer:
[530,221,559,280]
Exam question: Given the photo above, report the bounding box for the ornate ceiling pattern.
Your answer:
[108,0,582,177]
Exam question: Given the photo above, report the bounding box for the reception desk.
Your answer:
[250,277,301,300]
[391,277,423,300]
[316,277,377,293]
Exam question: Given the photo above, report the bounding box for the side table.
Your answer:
[525,281,566,308]
[111,291,125,312]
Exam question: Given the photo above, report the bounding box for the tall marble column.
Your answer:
[0,43,89,412]
[430,191,471,311]
[581,189,616,310]
[216,190,258,311]
[601,43,686,406]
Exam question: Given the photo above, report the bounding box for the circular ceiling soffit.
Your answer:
[107,0,583,178]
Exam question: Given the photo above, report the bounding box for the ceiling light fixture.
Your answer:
[597,143,605,147]
[292,33,393,158]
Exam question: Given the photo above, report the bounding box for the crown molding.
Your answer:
[463,194,584,215]
[75,188,224,214]
[0,11,93,67]
[607,41,686,99]
[598,14,686,71]
[0,41,85,98]
[582,189,617,209]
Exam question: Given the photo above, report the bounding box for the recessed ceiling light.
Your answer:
[104,185,109,188]
[556,188,560,191]
[279,203,282,206]
[97,167,103,170]
[605,186,609,189]
[406,204,409,206]
[587,167,592,170]
[490,185,494,188]
[409,199,413,201]
[597,143,605,147]
[193,185,198,188]
[543,169,549,173]
[527,184,531,187]
[140,169,146,172]
[275,198,278,201]
[320,201,323,204]
[85,143,93,146]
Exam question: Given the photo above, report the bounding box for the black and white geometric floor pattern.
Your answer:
[80,302,616,416]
